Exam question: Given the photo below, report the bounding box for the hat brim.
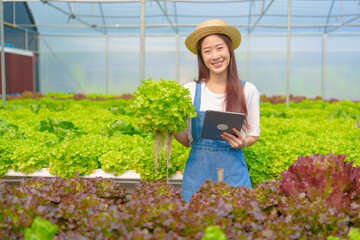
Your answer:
[185,26,241,55]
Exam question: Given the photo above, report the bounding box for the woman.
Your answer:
[174,19,260,203]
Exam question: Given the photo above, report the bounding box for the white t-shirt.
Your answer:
[184,81,260,144]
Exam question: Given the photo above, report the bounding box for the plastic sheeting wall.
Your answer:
[39,34,360,101]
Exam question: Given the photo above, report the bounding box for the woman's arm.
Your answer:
[242,135,259,148]
[173,131,191,148]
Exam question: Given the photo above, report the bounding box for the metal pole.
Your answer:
[34,34,38,92]
[139,0,145,81]
[1,0,6,107]
[25,29,28,50]
[321,34,326,99]
[286,0,291,108]
[105,34,109,94]
[176,34,179,83]
[12,2,15,25]
[247,34,250,82]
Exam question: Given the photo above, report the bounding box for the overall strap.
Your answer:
[194,82,202,112]
[241,80,246,88]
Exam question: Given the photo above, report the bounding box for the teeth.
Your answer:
[213,61,222,67]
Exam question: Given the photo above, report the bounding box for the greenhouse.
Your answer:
[1,0,360,101]
[1,0,360,239]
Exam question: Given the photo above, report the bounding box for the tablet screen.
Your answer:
[200,110,245,140]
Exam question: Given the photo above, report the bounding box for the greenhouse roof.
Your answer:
[5,0,360,36]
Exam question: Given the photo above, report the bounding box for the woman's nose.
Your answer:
[211,50,219,59]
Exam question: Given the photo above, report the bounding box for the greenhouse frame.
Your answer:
[1,0,360,108]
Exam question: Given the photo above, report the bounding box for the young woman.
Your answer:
[174,19,260,203]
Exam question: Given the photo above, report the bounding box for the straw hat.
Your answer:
[185,19,241,55]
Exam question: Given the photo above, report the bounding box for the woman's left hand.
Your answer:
[221,128,247,149]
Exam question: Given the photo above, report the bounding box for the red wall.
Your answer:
[0,51,34,94]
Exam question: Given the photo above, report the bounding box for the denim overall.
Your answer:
[181,81,252,202]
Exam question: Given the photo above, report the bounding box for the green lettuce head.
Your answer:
[131,78,196,135]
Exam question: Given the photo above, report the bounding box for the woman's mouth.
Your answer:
[212,61,223,68]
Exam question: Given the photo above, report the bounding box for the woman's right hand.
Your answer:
[221,128,247,149]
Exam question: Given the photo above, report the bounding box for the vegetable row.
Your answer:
[1,97,359,184]
[1,153,360,239]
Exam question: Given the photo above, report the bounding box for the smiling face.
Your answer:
[200,34,231,77]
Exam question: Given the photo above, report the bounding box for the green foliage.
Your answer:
[0,139,14,176]
[1,94,359,184]
[99,135,153,177]
[99,150,129,176]
[131,78,196,181]
[108,105,130,115]
[0,118,17,134]
[24,216,58,240]
[45,91,75,99]
[202,225,227,240]
[170,139,190,173]
[49,135,106,178]
[99,120,142,137]
[0,118,22,138]
[246,100,360,186]
[11,140,50,174]
[131,78,196,135]
[348,228,360,240]
[36,119,82,141]
[99,134,187,181]
[327,228,360,240]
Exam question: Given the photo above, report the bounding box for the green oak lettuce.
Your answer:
[131,79,195,181]
[24,216,58,240]
[49,135,108,178]
[131,78,195,135]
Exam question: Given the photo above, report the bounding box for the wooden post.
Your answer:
[217,168,224,182]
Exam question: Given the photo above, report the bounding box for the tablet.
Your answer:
[200,110,245,141]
